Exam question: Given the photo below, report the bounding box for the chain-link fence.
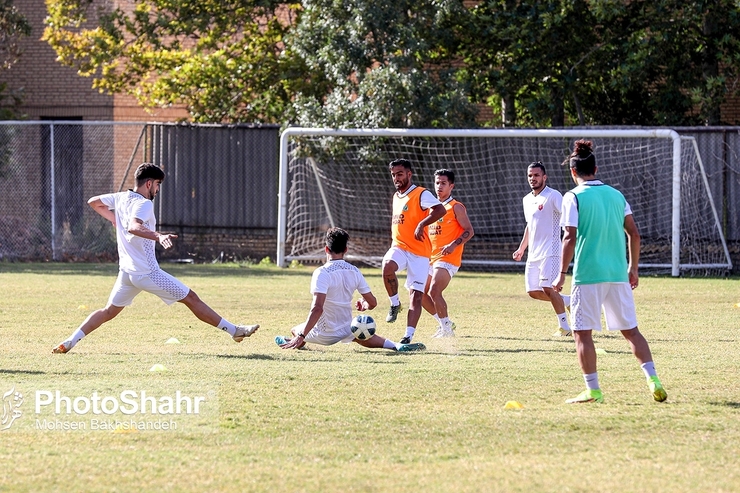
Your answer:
[0,122,279,262]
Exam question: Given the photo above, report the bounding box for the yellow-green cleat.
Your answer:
[566,389,604,404]
[648,376,667,402]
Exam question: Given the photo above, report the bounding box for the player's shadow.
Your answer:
[213,353,277,361]
[0,369,46,375]
[709,401,740,408]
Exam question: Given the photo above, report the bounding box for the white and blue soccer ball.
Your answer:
[351,315,376,340]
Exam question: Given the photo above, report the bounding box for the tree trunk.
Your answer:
[551,88,564,127]
[501,94,516,127]
[703,11,722,125]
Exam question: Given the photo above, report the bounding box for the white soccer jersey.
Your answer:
[523,186,563,261]
[310,259,371,333]
[99,191,160,275]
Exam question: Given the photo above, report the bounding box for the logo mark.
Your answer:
[2,387,23,430]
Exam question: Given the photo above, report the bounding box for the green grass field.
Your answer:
[1,262,739,492]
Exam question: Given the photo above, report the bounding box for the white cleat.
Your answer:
[233,324,259,342]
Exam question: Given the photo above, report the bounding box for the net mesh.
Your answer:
[284,133,732,274]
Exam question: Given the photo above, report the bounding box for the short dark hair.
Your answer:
[325,227,349,254]
[389,158,412,171]
[434,168,455,183]
[134,163,165,185]
[565,140,596,176]
[528,161,546,174]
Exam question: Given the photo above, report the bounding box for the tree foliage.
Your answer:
[289,0,478,128]
[0,0,31,119]
[43,0,306,123]
[42,0,740,126]
[461,0,740,126]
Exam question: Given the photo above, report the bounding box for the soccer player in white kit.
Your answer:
[276,227,425,352]
[52,163,259,353]
[512,162,572,337]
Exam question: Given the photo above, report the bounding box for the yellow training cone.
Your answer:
[78,305,88,310]
[595,348,607,355]
[734,302,740,308]
[504,400,524,409]
[149,364,168,372]
[165,337,181,344]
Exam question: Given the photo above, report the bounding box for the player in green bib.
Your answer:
[554,140,667,404]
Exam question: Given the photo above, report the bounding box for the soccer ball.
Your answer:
[351,315,376,340]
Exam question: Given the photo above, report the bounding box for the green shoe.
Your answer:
[397,342,426,352]
[648,376,667,402]
[566,389,604,404]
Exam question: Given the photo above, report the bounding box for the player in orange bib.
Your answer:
[382,159,446,344]
[422,169,474,337]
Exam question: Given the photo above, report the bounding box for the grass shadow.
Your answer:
[0,369,46,375]
[213,353,278,361]
[709,401,740,408]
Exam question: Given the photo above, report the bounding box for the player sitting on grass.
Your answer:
[52,163,258,354]
[276,227,425,352]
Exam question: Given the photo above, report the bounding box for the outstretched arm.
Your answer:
[88,196,116,226]
[127,218,178,250]
[282,293,326,349]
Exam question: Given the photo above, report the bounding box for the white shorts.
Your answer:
[383,246,429,292]
[570,282,638,332]
[108,269,190,307]
[525,256,559,292]
[429,261,459,279]
[291,321,354,346]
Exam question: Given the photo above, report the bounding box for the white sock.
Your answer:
[641,361,657,379]
[583,372,600,390]
[389,295,400,306]
[561,294,571,306]
[557,313,570,330]
[383,339,399,350]
[217,318,237,337]
[65,328,87,349]
[433,313,441,324]
[404,326,415,339]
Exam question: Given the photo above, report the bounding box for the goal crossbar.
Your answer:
[278,128,733,276]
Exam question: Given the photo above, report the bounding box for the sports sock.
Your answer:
[561,294,571,306]
[583,372,600,390]
[217,318,237,337]
[433,313,441,324]
[383,339,399,350]
[641,361,657,379]
[65,328,87,349]
[404,326,415,339]
[389,295,400,306]
[557,312,570,330]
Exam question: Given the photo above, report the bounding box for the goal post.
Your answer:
[277,128,732,276]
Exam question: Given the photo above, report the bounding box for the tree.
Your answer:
[0,0,31,120]
[289,0,478,128]
[461,0,740,127]
[43,0,308,123]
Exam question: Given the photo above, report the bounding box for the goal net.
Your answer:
[278,128,732,276]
